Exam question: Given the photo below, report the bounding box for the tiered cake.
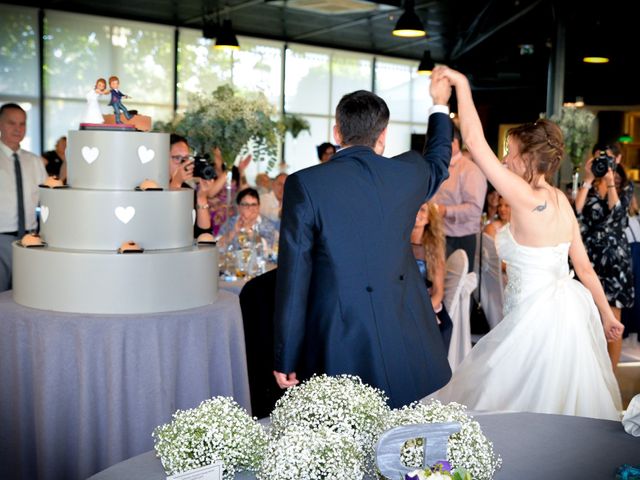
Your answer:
[12,129,218,314]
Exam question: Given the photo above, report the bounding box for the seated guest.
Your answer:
[260,172,287,226]
[316,142,336,163]
[168,133,223,237]
[482,183,499,225]
[483,195,511,238]
[219,188,278,249]
[42,136,66,179]
[410,201,453,351]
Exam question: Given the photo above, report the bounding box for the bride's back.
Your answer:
[508,184,576,248]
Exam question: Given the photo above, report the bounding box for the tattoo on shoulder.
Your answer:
[532,200,547,213]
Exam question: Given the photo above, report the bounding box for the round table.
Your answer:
[87,412,640,479]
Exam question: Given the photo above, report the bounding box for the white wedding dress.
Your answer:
[432,225,622,421]
[82,89,104,123]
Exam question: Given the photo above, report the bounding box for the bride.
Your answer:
[82,77,108,124]
[429,66,624,421]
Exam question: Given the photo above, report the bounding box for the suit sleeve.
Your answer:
[273,174,315,373]
[421,112,453,199]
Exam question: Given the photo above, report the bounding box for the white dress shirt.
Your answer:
[0,141,47,232]
[260,190,281,223]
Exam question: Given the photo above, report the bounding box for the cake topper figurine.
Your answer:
[82,77,109,124]
[108,75,133,124]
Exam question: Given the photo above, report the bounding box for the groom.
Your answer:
[273,72,454,408]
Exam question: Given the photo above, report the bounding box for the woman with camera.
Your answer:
[169,134,225,238]
[575,143,634,371]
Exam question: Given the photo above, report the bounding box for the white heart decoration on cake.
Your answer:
[137,146,155,164]
[81,146,99,164]
[40,205,50,223]
[192,209,196,226]
[115,206,136,224]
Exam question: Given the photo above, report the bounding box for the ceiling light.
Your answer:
[215,20,240,50]
[619,133,633,143]
[417,50,434,75]
[583,55,609,64]
[392,0,425,38]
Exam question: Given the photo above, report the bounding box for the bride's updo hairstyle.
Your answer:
[507,119,564,184]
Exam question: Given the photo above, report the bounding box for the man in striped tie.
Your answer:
[0,103,47,292]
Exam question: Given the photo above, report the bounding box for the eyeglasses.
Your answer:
[238,202,259,207]
[171,155,191,163]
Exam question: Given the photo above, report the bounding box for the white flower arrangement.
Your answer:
[269,374,390,475]
[152,396,267,479]
[258,425,364,480]
[385,400,502,480]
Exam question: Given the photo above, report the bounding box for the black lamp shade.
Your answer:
[392,4,425,38]
[417,50,434,74]
[215,20,240,50]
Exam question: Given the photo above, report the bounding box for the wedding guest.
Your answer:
[483,195,511,238]
[255,173,272,194]
[168,134,223,238]
[482,183,499,225]
[207,152,252,235]
[42,135,67,178]
[0,103,47,292]
[219,188,278,249]
[576,146,634,371]
[260,172,287,226]
[411,201,453,351]
[316,142,336,163]
[432,127,487,270]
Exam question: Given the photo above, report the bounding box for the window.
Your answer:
[0,5,40,153]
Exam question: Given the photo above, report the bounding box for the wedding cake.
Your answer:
[12,129,219,314]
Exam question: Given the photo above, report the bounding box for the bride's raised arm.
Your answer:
[434,66,535,208]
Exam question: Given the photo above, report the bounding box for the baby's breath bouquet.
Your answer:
[385,400,502,480]
[259,425,364,480]
[268,374,391,476]
[152,396,267,479]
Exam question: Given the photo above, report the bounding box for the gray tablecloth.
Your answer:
[0,290,250,480]
[88,412,640,480]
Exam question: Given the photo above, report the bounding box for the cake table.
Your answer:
[0,290,250,480]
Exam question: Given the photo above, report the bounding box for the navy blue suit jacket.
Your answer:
[274,112,453,408]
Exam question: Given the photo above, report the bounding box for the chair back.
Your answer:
[444,249,477,371]
[480,232,504,329]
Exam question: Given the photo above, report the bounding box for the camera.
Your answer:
[192,153,217,180]
[590,151,615,178]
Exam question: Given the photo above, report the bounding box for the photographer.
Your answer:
[576,143,634,371]
[169,134,224,238]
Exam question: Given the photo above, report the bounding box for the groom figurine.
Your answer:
[273,72,454,408]
[108,76,132,124]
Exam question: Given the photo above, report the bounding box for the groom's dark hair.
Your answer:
[335,90,389,148]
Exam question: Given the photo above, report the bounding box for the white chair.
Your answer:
[480,233,504,330]
[443,249,477,372]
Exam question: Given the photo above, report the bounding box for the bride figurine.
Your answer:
[82,78,108,124]
[429,66,624,421]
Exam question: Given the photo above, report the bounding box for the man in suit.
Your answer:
[108,76,133,124]
[273,71,453,408]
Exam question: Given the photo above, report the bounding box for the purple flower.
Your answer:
[434,460,452,472]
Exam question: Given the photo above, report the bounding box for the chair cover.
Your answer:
[444,249,477,371]
[480,232,504,330]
